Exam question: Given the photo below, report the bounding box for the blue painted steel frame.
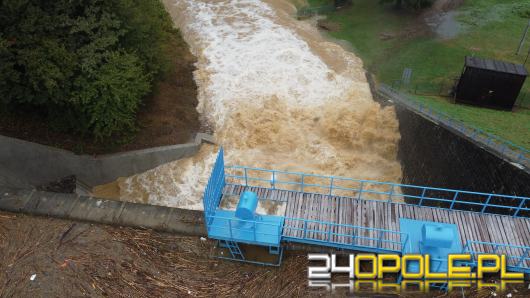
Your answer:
[204,149,529,266]
[215,241,284,266]
[462,241,530,273]
[206,211,283,246]
[282,219,409,254]
[203,148,225,221]
[203,149,410,254]
[203,148,284,250]
[224,165,530,218]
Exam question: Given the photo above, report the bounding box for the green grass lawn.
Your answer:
[304,0,530,150]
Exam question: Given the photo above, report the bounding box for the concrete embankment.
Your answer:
[0,133,214,188]
[0,187,205,235]
[392,99,530,197]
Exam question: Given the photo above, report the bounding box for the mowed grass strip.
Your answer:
[305,0,530,150]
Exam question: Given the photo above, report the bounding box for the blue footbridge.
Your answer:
[203,149,530,274]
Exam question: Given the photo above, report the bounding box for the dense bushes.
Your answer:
[0,0,176,140]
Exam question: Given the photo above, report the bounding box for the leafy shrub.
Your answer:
[0,0,175,140]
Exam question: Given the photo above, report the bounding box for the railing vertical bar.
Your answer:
[244,168,248,187]
[419,188,427,206]
[492,244,499,255]
[329,177,334,196]
[450,192,459,209]
[513,198,526,217]
[481,195,492,213]
[516,248,528,266]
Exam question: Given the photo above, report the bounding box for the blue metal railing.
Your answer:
[377,84,530,168]
[203,148,225,223]
[204,148,284,246]
[205,149,529,258]
[225,166,530,218]
[204,149,410,253]
[462,241,530,273]
[283,218,409,253]
[205,214,283,245]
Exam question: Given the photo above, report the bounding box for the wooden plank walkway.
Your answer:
[222,184,530,267]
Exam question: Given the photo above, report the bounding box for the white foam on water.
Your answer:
[115,0,403,213]
[180,0,364,128]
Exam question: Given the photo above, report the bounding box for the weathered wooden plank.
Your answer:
[243,186,529,257]
[465,212,485,253]
[495,216,520,262]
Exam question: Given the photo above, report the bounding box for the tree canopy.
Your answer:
[0,0,176,140]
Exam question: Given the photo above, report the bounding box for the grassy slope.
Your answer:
[306,0,530,150]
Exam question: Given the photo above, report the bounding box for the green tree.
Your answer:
[0,0,176,140]
[75,51,150,140]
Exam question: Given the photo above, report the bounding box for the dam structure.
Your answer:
[204,149,530,273]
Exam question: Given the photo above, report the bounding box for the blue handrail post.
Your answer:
[229,219,233,238]
[303,220,307,239]
[419,188,427,206]
[329,177,334,196]
[516,248,529,266]
[377,230,383,248]
[450,192,459,209]
[272,171,276,189]
[388,185,394,202]
[327,223,332,242]
[301,174,305,192]
[278,224,281,244]
[481,195,492,213]
[516,152,523,163]
[253,221,256,242]
[244,168,248,186]
[402,234,410,254]
[513,198,526,217]
[492,244,500,255]
[357,182,364,199]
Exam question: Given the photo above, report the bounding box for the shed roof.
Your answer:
[465,56,528,76]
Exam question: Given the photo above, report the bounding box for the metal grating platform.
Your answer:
[223,184,530,268]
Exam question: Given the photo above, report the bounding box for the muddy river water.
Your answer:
[107,0,403,212]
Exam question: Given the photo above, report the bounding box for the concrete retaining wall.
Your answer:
[0,186,205,235]
[0,133,214,187]
[395,104,530,196]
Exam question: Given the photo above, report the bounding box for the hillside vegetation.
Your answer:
[305,0,530,150]
[0,0,179,141]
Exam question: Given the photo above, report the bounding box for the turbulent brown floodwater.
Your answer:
[106,0,402,211]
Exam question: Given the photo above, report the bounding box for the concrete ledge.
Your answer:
[0,187,205,236]
[0,133,215,187]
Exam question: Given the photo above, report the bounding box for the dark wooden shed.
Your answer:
[455,56,528,110]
